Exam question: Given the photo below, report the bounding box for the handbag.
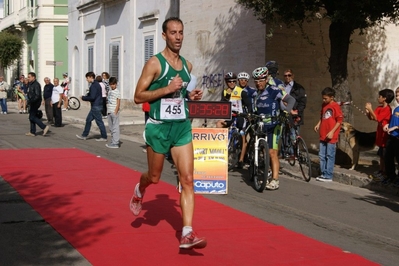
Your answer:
[36,110,43,119]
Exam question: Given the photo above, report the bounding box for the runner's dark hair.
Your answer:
[162,17,183,33]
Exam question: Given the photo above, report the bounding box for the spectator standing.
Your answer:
[383,87,399,186]
[16,76,27,113]
[283,69,307,128]
[106,77,121,149]
[0,76,9,114]
[96,75,107,118]
[51,78,64,127]
[313,87,343,182]
[102,72,110,118]
[365,88,394,180]
[61,73,69,111]
[26,72,49,137]
[102,72,110,93]
[43,77,54,124]
[76,72,107,141]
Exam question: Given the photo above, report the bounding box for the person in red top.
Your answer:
[365,88,394,179]
[314,87,343,182]
[142,102,150,123]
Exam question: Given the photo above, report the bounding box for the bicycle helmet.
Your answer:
[63,72,68,77]
[252,67,269,79]
[237,72,250,80]
[224,72,237,80]
[265,61,278,77]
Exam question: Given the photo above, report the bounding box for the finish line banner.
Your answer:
[192,128,228,194]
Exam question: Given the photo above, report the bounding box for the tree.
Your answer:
[237,0,399,117]
[0,32,24,76]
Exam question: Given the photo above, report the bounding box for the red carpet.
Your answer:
[0,148,377,265]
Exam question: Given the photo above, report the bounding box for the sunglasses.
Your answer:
[227,80,236,83]
[284,74,292,77]
[254,79,266,83]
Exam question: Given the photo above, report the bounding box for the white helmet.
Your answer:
[237,72,250,80]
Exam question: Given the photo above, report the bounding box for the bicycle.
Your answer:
[62,96,81,110]
[245,113,271,192]
[227,116,243,171]
[7,83,19,102]
[279,113,312,182]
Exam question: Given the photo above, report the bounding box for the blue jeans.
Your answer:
[0,98,7,113]
[82,105,107,139]
[29,104,46,134]
[319,141,336,179]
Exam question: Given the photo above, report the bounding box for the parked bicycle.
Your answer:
[62,96,81,110]
[227,116,243,171]
[279,113,312,182]
[7,81,20,102]
[245,113,272,192]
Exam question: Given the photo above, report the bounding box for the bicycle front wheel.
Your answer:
[228,132,242,171]
[253,139,270,192]
[68,97,81,110]
[296,137,312,182]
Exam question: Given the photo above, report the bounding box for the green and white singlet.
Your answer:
[148,53,191,122]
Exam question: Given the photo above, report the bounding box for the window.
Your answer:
[109,42,120,80]
[5,0,13,16]
[88,46,93,72]
[144,35,154,63]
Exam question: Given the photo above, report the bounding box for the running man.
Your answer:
[131,17,207,249]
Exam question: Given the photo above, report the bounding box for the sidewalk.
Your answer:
[61,100,145,126]
[6,101,399,196]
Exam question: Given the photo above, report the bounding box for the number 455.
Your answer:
[166,105,182,114]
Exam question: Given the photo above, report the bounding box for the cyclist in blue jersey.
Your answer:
[131,17,206,249]
[237,72,256,113]
[252,66,295,190]
[236,72,256,168]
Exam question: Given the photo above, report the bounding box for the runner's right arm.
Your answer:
[134,56,182,104]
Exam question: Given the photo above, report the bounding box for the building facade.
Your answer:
[68,0,265,105]
[0,0,68,84]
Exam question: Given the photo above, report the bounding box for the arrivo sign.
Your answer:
[187,101,232,119]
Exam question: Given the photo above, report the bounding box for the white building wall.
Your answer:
[131,0,171,102]
[37,24,55,81]
[68,0,264,107]
[180,0,265,102]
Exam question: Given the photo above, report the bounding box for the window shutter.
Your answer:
[144,35,154,63]
[88,46,94,72]
[109,43,120,80]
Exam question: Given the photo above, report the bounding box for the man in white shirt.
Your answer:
[0,76,9,114]
[51,78,64,127]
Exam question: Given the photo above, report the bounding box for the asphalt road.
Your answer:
[1,113,399,265]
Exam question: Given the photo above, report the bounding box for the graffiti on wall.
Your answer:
[201,72,224,94]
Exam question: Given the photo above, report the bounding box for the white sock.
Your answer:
[182,226,193,237]
[135,185,142,198]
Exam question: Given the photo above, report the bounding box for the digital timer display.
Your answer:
[188,101,232,119]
